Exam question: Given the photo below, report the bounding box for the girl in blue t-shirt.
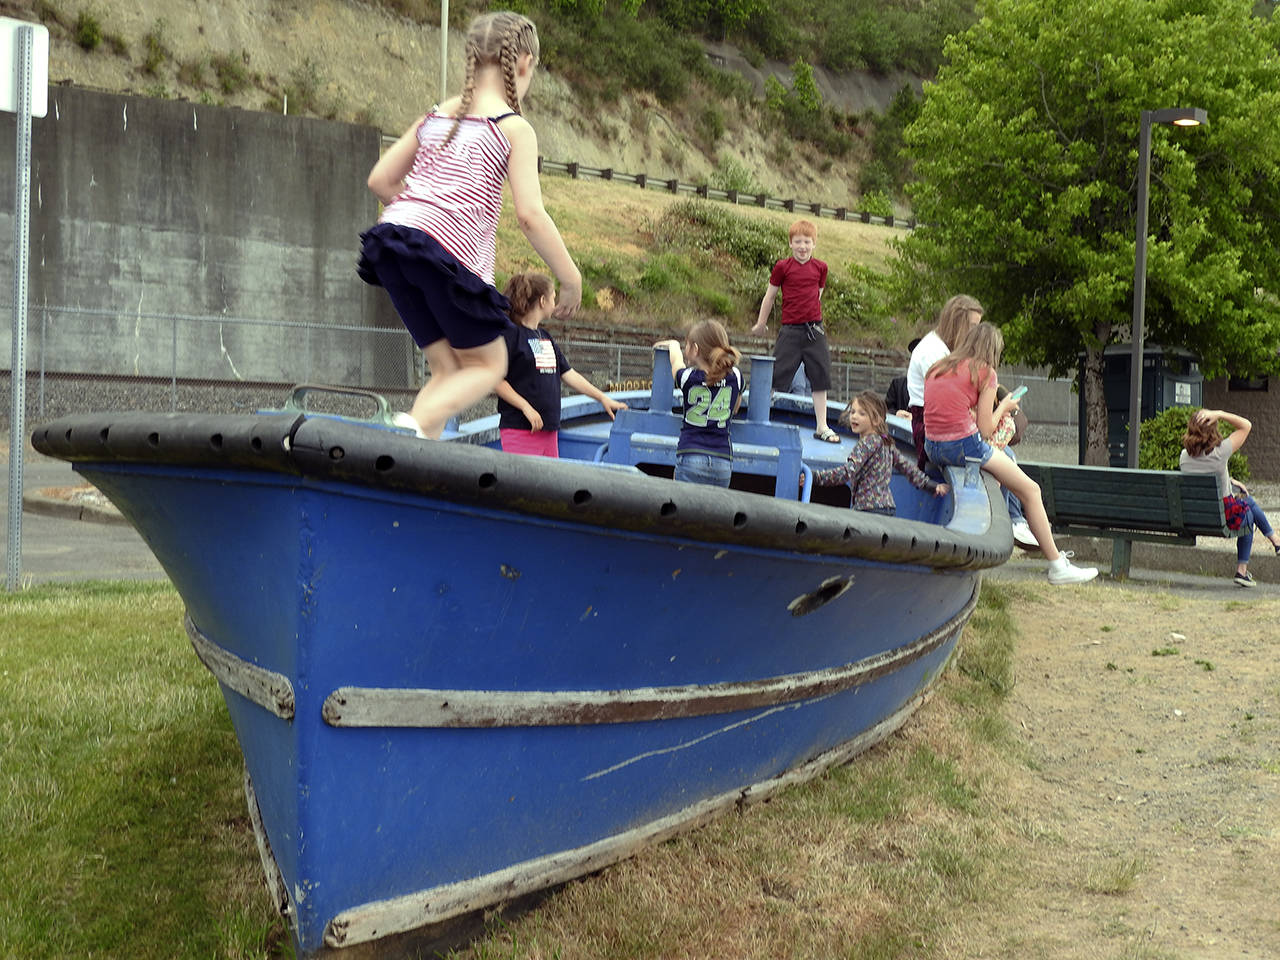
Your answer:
[496,272,626,457]
[656,320,743,487]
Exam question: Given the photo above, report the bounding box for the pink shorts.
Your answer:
[500,428,560,458]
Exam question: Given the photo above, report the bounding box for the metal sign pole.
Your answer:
[6,24,32,592]
[439,0,449,105]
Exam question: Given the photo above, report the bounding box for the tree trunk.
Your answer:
[1080,337,1110,466]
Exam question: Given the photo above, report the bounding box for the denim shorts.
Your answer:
[674,452,732,487]
[924,432,994,468]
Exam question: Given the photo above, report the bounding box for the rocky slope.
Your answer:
[9,0,914,206]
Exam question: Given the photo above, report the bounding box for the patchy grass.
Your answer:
[443,581,1026,959]
[0,581,288,959]
[0,575,1022,960]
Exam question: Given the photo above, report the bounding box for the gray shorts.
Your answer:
[771,323,832,392]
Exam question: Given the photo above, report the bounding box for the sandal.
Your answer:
[814,426,840,443]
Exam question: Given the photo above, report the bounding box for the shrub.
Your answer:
[212,53,250,95]
[75,10,102,51]
[821,264,894,339]
[652,199,784,269]
[859,190,894,219]
[142,19,169,75]
[708,155,765,196]
[581,258,635,299]
[698,104,725,145]
[1138,406,1250,479]
[177,58,207,88]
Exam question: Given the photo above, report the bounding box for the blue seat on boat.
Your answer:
[602,350,807,500]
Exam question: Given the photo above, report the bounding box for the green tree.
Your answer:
[893,0,1280,464]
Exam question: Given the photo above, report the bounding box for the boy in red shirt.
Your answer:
[751,220,838,442]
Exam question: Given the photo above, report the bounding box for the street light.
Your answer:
[1127,106,1207,469]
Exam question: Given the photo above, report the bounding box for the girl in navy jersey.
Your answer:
[496,272,627,457]
[656,320,744,488]
[359,11,581,439]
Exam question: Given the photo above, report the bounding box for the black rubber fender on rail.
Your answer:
[31,411,305,475]
[32,412,1009,571]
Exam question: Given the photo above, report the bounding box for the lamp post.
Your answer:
[1127,106,1207,469]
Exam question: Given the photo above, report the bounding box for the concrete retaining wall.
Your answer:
[0,86,405,384]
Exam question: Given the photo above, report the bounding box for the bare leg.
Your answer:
[410,337,508,439]
[813,390,828,432]
[981,449,1062,561]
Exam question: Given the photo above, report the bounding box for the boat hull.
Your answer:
[32,409,1007,956]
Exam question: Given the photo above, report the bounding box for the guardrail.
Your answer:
[377,135,914,229]
[536,158,916,230]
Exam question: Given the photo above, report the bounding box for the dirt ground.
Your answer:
[960,581,1280,959]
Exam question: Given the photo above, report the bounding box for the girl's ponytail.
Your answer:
[502,272,554,321]
[685,319,740,385]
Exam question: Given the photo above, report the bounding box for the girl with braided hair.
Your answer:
[359,11,581,439]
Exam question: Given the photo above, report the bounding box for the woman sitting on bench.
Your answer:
[1180,409,1280,588]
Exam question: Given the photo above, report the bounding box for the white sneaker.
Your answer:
[1011,520,1037,549]
[390,412,429,439]
[1047,551,1098,585]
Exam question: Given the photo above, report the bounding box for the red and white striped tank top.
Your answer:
[379,112,513,285]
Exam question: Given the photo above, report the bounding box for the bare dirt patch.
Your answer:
[959,582,1280,959]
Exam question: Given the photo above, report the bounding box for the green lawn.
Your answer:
[0,581,288,960]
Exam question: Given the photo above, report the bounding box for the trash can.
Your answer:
[1078,344,1202,466]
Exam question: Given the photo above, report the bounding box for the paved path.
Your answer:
[2,446,166,585]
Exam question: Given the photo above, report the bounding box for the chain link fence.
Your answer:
[5,305,1078,432]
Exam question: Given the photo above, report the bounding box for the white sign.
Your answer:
[1175,381,1192,405]
[0,17,49,118]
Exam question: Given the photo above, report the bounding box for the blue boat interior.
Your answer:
[275,348,982,532]
[434,348,958,529]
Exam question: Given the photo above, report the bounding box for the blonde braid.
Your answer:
[498,29,521,114]
[442,36,481,147]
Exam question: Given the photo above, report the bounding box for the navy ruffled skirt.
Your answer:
[358,222,511,350]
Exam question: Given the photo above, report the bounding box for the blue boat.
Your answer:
[31,351,1011,958]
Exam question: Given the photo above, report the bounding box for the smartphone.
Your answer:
[1009,385,1028,402]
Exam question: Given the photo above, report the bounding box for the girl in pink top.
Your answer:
[359,12,581,439]
[924,323,1096,585]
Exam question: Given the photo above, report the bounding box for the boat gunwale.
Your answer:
[32,411,1012,571]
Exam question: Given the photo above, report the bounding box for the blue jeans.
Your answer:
[674,452,732,487]
[1002,447,1025,522]
[1235,494,1274,563]
[924,433,994,469]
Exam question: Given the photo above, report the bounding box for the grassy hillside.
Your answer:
[21,0,934,208]
[502,174,914,352]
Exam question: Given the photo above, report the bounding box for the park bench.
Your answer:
[1017,462,1241,579]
